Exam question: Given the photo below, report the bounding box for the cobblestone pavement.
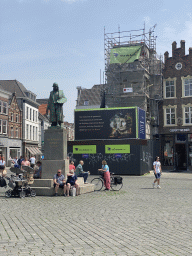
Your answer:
[0,171,192,256]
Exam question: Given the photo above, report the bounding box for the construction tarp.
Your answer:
[110,46,142,64]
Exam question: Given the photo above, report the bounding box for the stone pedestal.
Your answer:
[44,127,67,160]
[41,127,69,179]
[41,159,69,179]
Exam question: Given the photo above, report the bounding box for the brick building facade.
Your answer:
[0,88,10,160]
[8,93,22,160]
[159,40,192,170]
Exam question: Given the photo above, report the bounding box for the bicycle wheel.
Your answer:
[91,178,103,191]
[110,177,123,191]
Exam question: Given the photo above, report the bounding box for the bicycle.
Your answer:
[91,172,123,191]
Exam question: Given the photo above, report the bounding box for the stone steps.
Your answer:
[31,177,94,196]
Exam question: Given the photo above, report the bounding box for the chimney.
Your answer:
[180,40,185,56]
[164,51,169,63]
[189,47,192,56]
[172,41,177,57]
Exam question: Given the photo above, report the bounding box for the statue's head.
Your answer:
[52,83,59,91]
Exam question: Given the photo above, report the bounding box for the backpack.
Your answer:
[0,177,7,187]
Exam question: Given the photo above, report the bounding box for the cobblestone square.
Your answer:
[0,171,192,255]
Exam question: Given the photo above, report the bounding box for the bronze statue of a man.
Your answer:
[46,83,67,127]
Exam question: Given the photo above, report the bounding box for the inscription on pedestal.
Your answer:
[44,128,67,160]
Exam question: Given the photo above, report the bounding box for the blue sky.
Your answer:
[1,0,192,123]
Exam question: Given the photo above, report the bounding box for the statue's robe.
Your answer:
[47,90,67,124]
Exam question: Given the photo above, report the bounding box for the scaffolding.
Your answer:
[103,24,162,113]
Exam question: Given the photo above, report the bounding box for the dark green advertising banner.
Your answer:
[75,107,137,140]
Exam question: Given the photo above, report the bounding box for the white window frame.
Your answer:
[163,78,177,99]
[2,102,8,115]
[36,127,38,141]
[16,114,18,123]
[11,113,13,122]
[84,100,89,106]
[10,127,14,138]
[33,126,35,140]
[181,76,192,98]
[26,124,29,139]
[2,120,7,134]
[163,105,177,126]
[26,107,29,119]
[182,104,192,125]
[15,127,18,138]
[30,125,32,140]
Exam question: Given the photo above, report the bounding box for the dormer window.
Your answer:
[84,100,89,106]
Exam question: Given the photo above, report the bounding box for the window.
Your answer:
[166,108,175,125]
[33,126,35,140]
[26,107,29,119]
[184,78,192,97]
[30,109,32,120]
[166,81,175,98]
[16,114,19,123]
[36,127,38,141]
[30,125,32,140]
[16,127,18,138]
[11,113,13,122]
[3,102,7,114]
[26,124,29,139]
[2,120,7,134]
[84,100,89,106]
[33,110,35,122]
[11,127,14,138]
[0,120,1,133]
[184,107,192,124]
[0,101,1,113]
[36,111,38,122]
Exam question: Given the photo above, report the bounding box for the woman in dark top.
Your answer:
[66,169,79,196]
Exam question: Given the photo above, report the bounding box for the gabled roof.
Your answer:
[78,84,103,106]
[0,80,27,98]
[36,98,49,104]
[9,93,22,112]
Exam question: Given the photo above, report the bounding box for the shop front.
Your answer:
[160,129,192,171]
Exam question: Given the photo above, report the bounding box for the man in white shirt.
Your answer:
[30,155,36,169]
[153,156,162,189]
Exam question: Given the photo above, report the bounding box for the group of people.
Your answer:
[53,160,90,196]
[53,159,111,196]
[12,155,42,179]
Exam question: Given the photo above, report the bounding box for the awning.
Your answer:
[26,147,42,155]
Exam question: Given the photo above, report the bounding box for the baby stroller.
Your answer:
[5,166,36,198]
